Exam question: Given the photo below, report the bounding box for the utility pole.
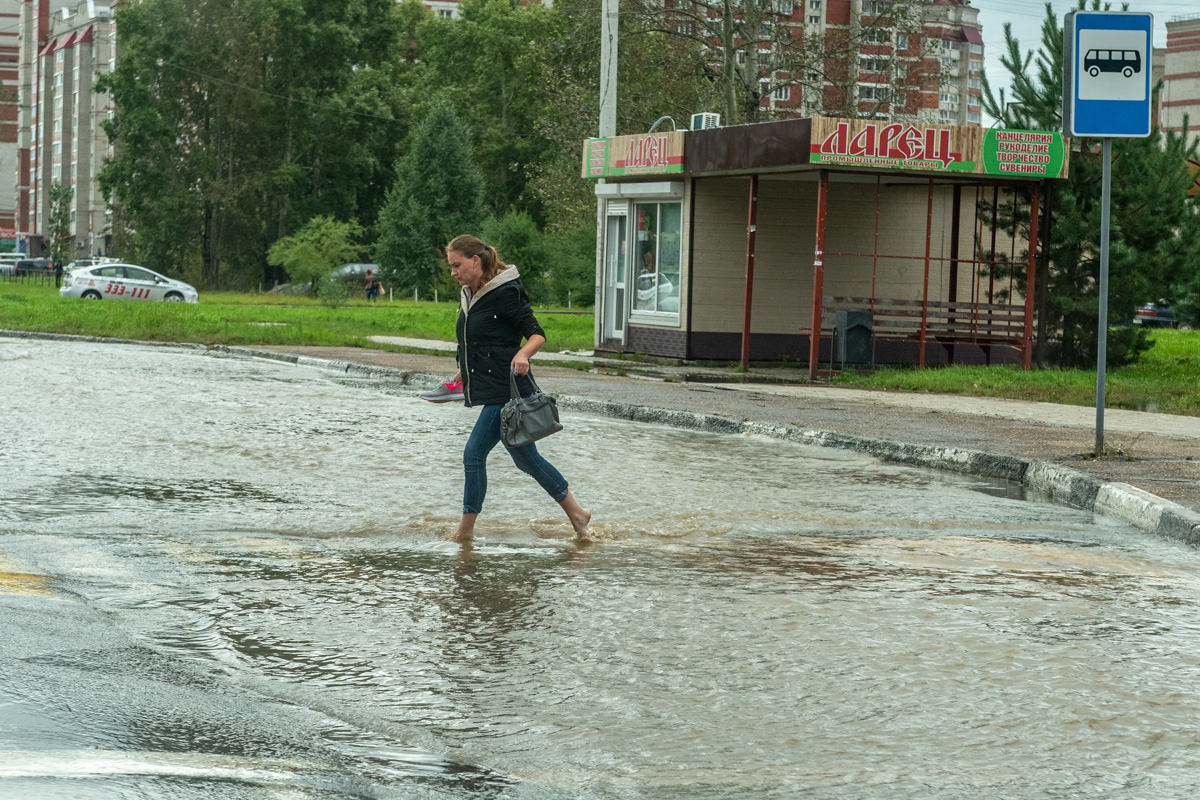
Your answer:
[594,0,618,347]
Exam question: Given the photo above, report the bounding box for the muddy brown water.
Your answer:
[2,337,1200,799]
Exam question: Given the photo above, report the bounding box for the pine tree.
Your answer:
[981,3,1200,368]
[374,99,484,295]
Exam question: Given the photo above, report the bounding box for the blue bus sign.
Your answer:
[1063,11,1153,138]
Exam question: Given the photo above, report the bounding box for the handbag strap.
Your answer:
[509,367,541,398]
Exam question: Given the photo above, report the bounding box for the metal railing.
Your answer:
[0,270,57,288]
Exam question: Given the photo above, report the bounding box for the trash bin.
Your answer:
[835,310,873,365]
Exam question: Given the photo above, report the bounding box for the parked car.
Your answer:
[13,258,52,276]
[1133,301,1177,329]
[332,262,380,281]
[60,263,199,303]
[0,254,23,275]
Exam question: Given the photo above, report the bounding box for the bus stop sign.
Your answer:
[1063,11,1153,138]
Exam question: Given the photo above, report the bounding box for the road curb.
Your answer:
[0,329,206,350]
[11,334,1198,547]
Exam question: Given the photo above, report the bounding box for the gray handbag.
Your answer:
[500,369,562,448]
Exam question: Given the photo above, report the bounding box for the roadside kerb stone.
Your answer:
[0,329,205,350]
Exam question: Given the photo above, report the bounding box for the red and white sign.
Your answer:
[812,120,963,169]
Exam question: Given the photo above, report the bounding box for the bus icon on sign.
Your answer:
[1084,49,1141,78]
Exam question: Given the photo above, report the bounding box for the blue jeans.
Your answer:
[463,404,569,514]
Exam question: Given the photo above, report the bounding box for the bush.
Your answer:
[479,211,595,307]
[317,272,349,307]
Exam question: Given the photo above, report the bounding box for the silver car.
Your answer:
[60,263,199,303]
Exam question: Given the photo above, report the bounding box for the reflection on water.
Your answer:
[3,338,1200,798]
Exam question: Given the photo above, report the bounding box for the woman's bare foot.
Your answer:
[570,508,592,539]
[559,492,592,539]
[452,513,478,541]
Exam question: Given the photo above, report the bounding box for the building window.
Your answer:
[861,27,891,45]
[897,34,908,50]
[969,77,981,90]
[54,73,63,88]
[809,15,821,25]
[861,57,890,73]
[861,85,890,102]
[52,164,61,179]
[53,142,61,155]
[942,40,960,50]
[676,22,692,36]
[939,109,952,123]
[55,50,63,64]
[970,43,983,54]
[862,0,891,12]
[632,202,682,319]
[969,59,982,72]
[54,119,61,132]
[967,111,981,123]
[437,8,452,18]
[778,0,794,14]
[809,0,820,8]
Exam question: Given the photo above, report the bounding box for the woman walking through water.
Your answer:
[438,234,591,541]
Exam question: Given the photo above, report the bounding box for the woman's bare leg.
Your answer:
[558,491,592,539]
[454,512,478,540]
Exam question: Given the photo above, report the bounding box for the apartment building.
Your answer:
[1161,14,1200,152]
[0,1,21,249]
[16,0,113,257]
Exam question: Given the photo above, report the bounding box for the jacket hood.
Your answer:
[461,265,521,314]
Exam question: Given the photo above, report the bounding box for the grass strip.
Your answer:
[831,328,1200,416]
[0,282,596,352]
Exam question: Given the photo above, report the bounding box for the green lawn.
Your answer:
[0,281,596,352]
[5,280,1198,416]
[832,329,1200,416]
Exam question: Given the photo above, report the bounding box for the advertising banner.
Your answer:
[809,118,1068,179]
[582,131,686,178]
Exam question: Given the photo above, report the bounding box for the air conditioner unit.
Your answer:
[691,112,721,130]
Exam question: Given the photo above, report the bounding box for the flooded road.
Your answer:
[3,337,1200,799]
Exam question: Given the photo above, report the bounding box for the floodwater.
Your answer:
[3,338,1200,799]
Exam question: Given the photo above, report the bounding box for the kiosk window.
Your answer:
[632,202,682,317]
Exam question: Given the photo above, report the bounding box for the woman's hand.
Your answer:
[513,334,544,376]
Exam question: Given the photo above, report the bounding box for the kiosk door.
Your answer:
[602,208,629,344]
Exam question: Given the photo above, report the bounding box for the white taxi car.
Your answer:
[60,263,199,303]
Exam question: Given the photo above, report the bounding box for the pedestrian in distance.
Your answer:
[53,260,63,288]
[364,269,382,302]
[434,234,591,541]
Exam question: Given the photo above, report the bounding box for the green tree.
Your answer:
[981,1,1200,368]
[481,210,549,302]
[47,182,75,267]
[374,99,484,295]
[416,0,553,219]
[267,215,364,296]
[98,0,409,288]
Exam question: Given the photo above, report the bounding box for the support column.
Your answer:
[740,175,760,372]
[919,179,933,369]
[948,184,962,365]
[1023,183,1041,371]
[808,171,829,382]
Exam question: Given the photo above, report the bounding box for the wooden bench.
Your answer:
[812,295,1029,369]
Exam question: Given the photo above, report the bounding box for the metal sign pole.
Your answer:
[1095,137,1111,457]
[1063,11,1152,457]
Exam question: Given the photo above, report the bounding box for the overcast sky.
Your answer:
[970,0,1198,124]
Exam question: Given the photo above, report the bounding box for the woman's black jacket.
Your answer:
[456,270,545,407]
